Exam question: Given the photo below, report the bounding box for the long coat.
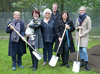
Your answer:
[54,19,75,54]
[76,16,92,47]
[27,19,44,49]
[6,21,26,57]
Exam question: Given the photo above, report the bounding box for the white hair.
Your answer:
[13,11,21,16]
[78,6,87,13]
[43,8,52,17]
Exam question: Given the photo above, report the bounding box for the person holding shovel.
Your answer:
[76,6,91,70]
[6,11,26,70]
[26,10,44,71]
[54,10,75,68]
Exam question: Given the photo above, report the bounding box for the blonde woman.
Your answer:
[76,6,92,70]
[6,11,26,70]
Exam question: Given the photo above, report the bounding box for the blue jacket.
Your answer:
[41,20,55,43]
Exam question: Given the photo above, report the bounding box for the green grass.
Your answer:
[0,39,100,74]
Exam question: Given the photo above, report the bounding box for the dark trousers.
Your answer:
[61,40,69,64]
[29,45,38,67]
[12,54,22,67]
[43,42,53,62]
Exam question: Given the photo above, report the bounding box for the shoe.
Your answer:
[58,58,61,61]
[32,67,37,71]
[85,61,90,70]
[60,63,65,66]
[29,65,34,68]
[65,64,70,68]
[12,67,16,70]
[80,59,85,67]
[42,62,47,66]
[18,65,24,68]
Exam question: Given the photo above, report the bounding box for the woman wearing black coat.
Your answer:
[54,11,75,68]
[6,11,26,70]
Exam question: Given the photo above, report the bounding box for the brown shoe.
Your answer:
[42,62,47,66]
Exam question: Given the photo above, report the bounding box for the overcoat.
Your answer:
[6,21,26,57]
[76,16,92,47]
[54,19,75,54]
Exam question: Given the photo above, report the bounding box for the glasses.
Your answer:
[79,10,85,11]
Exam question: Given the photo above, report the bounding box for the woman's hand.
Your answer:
[10,26,14,30]
[65,24,70,29]
[78,26,82,30]
[26,24,29,28]
[59,37,62,42]
[79,34,83,38]
[26,35,29,37]
[21,37,26,41]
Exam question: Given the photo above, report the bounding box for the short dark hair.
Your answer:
[61,10,69,20]
[32,10,40,17]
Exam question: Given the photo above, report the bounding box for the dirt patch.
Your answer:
[69,44,100,73]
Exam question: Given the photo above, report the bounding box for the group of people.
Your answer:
[6,3,91,71]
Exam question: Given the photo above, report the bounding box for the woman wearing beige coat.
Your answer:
[76,6,91,70]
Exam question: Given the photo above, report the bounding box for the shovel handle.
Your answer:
[76,29,81,62]
[8,23,37,52]
[56,24,67,56]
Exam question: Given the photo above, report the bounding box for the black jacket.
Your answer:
[54,19,75,54]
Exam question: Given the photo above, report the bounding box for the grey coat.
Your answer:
[76,16,92,47]
[27,19,44,49]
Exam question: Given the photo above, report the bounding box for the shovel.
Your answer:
[72,30,81,73]
[8,23,43,60]
[49,26,67,67]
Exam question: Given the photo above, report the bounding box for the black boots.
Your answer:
[80,59,90,70]
[80,59,85,67]
[85,61,90,70]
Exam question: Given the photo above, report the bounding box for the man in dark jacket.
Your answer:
[51,3,61,61]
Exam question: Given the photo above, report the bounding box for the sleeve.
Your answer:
[20,22,25,37]
[68,21,75,32]
[75,19,79,31]
[82,17,92,36]
[56,21,61,38]
[6,21,13,33]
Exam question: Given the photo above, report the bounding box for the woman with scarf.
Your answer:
[26,10,44,71]
[76,6,91,70]
[54,11,75,68]
[6,11,26,70]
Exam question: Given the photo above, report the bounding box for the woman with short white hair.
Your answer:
[76,6,92,70]
[41,8,55,66]
[6,11,26,70]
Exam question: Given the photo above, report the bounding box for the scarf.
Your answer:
[11,18,20,43]
[78,13,87,26]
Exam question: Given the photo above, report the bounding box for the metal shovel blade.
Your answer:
[32,50,43,60]
[72,61,80,73]
[49,55,59,67]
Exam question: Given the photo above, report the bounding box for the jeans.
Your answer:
[12,54,22,67]
[79,47,88,61]
[43,42,53,62]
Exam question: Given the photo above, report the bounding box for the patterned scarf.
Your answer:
[78,13,87,26]
[11,18,20,43]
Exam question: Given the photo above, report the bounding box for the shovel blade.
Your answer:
[49,55,59,67]
[32,50,43,60]
[72,61,80,73]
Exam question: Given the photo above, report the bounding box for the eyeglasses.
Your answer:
[79,10,85,11]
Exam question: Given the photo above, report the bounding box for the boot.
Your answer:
[80,59,85,67]
[85,61,90,70]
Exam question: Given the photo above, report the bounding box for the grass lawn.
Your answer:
[0,38,100,74]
